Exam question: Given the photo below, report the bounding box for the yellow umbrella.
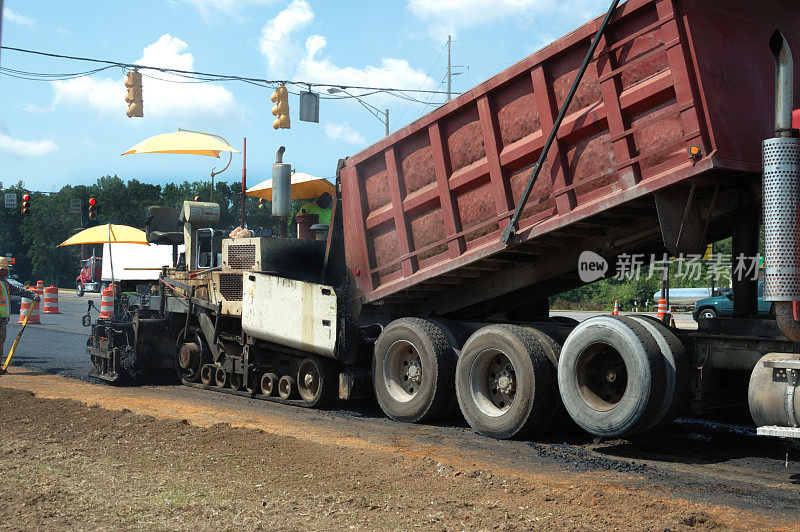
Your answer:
[123,129,240,202]
[58,224,148,247]
[122,130,240,157]
[246,172,335,201]
[59,223,149,289]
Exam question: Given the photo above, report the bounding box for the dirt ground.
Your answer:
[0,386,793,531]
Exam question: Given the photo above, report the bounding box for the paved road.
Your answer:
[4,291,99,380]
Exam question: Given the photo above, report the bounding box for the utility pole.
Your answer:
[385,109,389,136]
[446,35,452,101]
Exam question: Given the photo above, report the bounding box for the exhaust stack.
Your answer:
[763,31,800,341]
[272,146,291,238]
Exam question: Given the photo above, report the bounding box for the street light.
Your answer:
[327,87,389,136]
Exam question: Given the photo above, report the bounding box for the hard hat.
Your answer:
[0,257,10,270]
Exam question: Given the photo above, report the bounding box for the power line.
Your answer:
[0,45,457,96]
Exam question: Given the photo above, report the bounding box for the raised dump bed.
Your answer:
[341,0,799,317]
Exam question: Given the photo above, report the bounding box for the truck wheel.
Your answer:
[557,316,665,439]
[373,318,457,423]
[456,325,557,439]
[625,316,690,432]
[520,326,572,431]
[76,282,84,297]
[229,372,244,391]
[297,356,336,407]
[200,365,214,386]
[214,367,229,388]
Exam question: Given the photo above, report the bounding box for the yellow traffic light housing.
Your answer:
[88,197,98,220]
[20,194,30,216]
[258,198,267,210]
[125,71,144,118]
[271,85,290,129]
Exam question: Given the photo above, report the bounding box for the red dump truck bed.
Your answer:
[341,0,799,315]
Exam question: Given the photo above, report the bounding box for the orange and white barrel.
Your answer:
[98,286,115,319]
[18,286,41,324]
[36,280,44,290]
[657,298,668,321]
[43,286,60,314]
[611,300,620,315]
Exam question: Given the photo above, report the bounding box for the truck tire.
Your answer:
[520,325,572,431]
[626,316,690,432]
[373,318,457,423]
[76,282,84,297]
[557,316,665,439]
[455,325,557,440]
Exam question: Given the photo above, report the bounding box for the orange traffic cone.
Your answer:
[43,286,60,314]
[98,286,115,319]
[657,299,668,321]
[17,286,41,324]
[612,300,619,315]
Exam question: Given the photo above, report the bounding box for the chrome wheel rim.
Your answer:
[469,349,516,417]
[382,340,423,403]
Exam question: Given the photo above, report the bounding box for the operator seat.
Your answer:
[144,206,184,245]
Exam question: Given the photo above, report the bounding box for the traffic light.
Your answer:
[271,85,290,129]
[88,197,98,220]
[125,71,143,118]
[258,198,267,210]
[20,194,30,215]
[193,195,201,201]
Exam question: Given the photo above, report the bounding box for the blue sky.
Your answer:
[0,0,608,192]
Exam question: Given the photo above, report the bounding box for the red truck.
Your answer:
[88,0,800,442]
[75,254,103,296]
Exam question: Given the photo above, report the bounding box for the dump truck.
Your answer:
[87,0,800,441]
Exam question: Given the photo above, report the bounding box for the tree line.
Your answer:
[1,176,285,288]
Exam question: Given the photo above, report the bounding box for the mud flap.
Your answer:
[654,185,708,256]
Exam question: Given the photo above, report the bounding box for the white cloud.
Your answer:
[258,2,435,96]
[0,133,57,157]
[178,0,273,21]
[259,0,314,78]
[324,122,365,145]
[2,7,35,27]
[298,35,434,91]
[406,0,602,38]
[51,34,240,120]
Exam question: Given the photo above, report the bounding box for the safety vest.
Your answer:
[0,281,9,319]
[297,202,332,225]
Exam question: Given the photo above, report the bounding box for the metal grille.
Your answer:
[219,273,243,301]
[226,244,256,270]
[763,137,800,301]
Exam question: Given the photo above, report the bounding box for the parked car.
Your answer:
[692,281,773,321]
[7,278,23,315]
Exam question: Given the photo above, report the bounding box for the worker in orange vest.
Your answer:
[0,257,39,356]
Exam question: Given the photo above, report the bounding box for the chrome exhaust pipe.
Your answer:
[764,31,800,341]
[769,31,794,138]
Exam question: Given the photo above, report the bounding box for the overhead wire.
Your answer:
[0,45,457,95]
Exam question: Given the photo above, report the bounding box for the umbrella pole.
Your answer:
[108,223,115,293]
[241,137,247,228]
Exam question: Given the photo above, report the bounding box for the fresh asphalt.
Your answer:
[3,290,99,380]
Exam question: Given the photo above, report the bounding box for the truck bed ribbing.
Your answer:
[341,0,799,315]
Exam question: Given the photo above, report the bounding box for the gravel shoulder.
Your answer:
[0,381,794,530]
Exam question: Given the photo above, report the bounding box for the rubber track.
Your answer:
[182,380,316,408]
